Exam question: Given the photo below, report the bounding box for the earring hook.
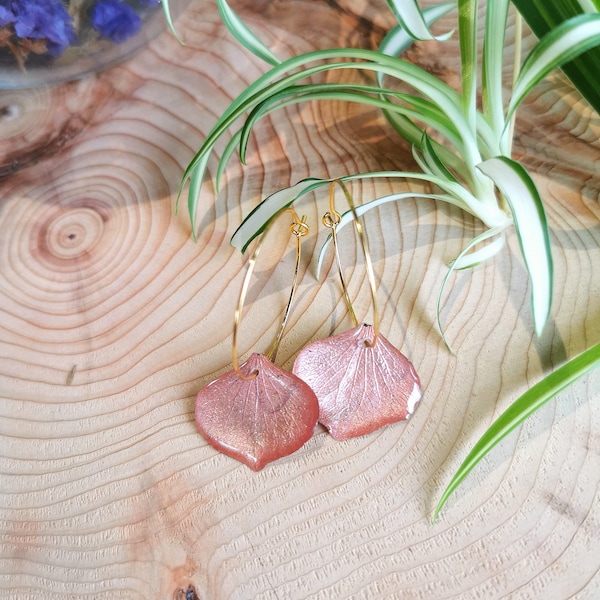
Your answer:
[232,208,309,380]
[322,180,380,347]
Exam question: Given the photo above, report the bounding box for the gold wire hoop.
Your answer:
[322,180,380,347]
[232,208,309,380]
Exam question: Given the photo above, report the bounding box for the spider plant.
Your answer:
[512,0,600,114]
[170,0,600,512]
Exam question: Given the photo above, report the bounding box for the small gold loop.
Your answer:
[325,180,380,347]
[232,208,309,380]
[322,183,342,229]
[290,214,309,238]
[322,212,339,229]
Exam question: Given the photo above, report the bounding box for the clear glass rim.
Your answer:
[0,1,187,89]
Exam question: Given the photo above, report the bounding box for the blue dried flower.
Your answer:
[0,5,16,28]
[0,0,75,56]
[91,0,142,43]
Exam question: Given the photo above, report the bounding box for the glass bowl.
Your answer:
[0,0,184,89]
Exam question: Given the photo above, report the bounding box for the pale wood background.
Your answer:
[0,1,599,598]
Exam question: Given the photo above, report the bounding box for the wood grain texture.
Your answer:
[0,1,599,598]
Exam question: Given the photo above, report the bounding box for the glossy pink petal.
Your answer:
[293,323,422,440]
[195,353,319,470]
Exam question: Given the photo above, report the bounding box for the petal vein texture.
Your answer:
[293,324,422,440]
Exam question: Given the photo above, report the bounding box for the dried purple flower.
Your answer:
[0,5,16,28]
[90,0,142,43]
[0,0,75,56]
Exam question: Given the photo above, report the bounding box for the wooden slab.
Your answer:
[0,1,598,598]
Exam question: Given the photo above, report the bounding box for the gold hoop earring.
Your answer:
[293,181,422,441]
[195,209,319,470]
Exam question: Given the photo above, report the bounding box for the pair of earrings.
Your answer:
[195,181,422,471]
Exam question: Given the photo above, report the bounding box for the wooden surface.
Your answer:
[1,1,599,598]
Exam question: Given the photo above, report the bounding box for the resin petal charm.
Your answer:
[195,353,319,470]
[293,324,422,440]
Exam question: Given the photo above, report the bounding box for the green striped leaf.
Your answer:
[512,0,600,114]
[435,340,600,519]
[482,0,510,138]
[417,132,459,182]
[507,13,600,129]
[230,178,326,253]
[237,84,466,164]
[216,0,281,66]
[436,225,507,351]
[215,130,242,192]
[186,157,208,241]
[379,3,455,61]
[458,0,478,130]
[161,0,184,44]
[451,234,505,270]
[477,157,553,336]
[385,0,454,41]
[180,47,487,232]
[316,190,461,278]
[230,170,510,253]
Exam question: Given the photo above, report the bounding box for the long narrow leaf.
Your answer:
[506,13,600,131]
[458,0,478,130]
[482,0,510,138]
[512,0,600,114]
[231,170,510,253]
[237,85,466,164]
[477,157,552,336]
[419,132,459,182]
[181,47,471,182]
[216,0,281,66]
[231,178,327,253]
[382,110,475,184]
[451,234,505,269]
[180,48,484,228]
[186,158,208,240]
[385,0,454,41]
[436,225,508,351]
[215,129,243,192]
[379,3,456,62]
[435,340,600,519]
[161,0,184,44]
[376,3,462,177]
[316,191,463,278]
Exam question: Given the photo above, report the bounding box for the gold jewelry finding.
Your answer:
[232,208,309,379]
[323,180,380,347]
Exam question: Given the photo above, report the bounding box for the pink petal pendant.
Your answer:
[293,324,422,440]
[195,353,320,470]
